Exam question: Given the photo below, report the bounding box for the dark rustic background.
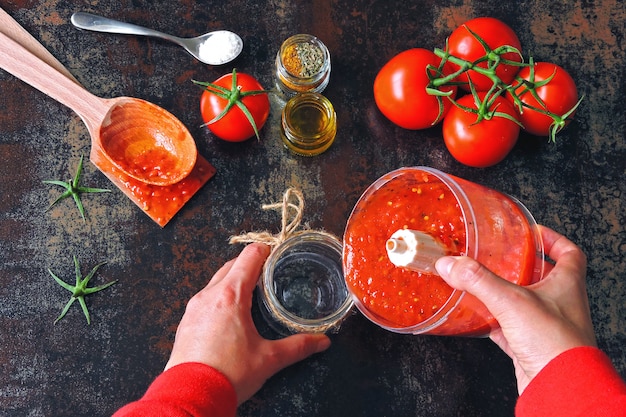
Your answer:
[1,1,624,416]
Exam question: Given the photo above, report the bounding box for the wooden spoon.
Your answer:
[0,8,78,82]
[0,31,197,187]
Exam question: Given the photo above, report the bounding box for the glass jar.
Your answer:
[280,93,337,156]
[258,231,353,335]
[275,34,331,97]
[343,167,545,337]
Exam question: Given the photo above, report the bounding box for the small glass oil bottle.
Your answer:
[275,34,331,97]
[280,92,337,156]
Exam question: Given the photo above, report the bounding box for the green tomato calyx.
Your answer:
[193,69,270,141]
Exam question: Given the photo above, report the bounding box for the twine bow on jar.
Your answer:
[229,187,308,248]
[229,187,351,335]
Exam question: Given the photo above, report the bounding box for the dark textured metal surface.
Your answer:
[0,1,624,416]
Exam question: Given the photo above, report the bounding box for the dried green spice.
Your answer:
[283,42,325,78]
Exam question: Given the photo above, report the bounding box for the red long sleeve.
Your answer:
[516,346,626,417]
[112,362,237,417]
[112,348,626,416]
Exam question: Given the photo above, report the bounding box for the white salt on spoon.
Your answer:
[71,12,243,65]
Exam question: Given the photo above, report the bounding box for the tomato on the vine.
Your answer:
[447,17,523,91]
[373,48,458,130]
[508,62,579,138]
[443,92,520,168]
[196,70,270,142]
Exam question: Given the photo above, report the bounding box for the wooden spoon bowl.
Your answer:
[0,31,197,186]
[99,98,197,185]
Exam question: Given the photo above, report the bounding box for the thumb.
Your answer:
[267,333,331,372]
[435,256,527,323]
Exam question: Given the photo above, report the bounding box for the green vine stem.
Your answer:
[505,57,584,142]
[427,29,582,142]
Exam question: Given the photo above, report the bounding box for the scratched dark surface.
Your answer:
[0,1,624,416]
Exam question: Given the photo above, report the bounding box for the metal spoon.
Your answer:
[0,31,197,186]
[71,12,243,65]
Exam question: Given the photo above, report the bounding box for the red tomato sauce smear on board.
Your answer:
[343,171,464,328]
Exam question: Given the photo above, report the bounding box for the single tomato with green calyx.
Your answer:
[508,61,581,140]
[194,69,270,142]
[443,92,521,168]
[373,48,458,130]
[447,17,523,92]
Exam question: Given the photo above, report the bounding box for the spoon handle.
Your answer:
[0,31,108,132]
[0,8,79,83]
[71,12,182,44]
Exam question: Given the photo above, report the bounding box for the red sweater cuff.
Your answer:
[113,362,237,417]
[516,346,626,417]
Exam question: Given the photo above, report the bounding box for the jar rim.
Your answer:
[343,166,545,335]
[260,230,354,334]
[278,34,331,80]
[275,34,331,96]
[343,167,471,333]
[280,93,337,157]
[282,93,337,140]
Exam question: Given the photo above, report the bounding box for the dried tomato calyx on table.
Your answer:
[48,255,117,325]
[42,155,111,222]
[193,68,270,141]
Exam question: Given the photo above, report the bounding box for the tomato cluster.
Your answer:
[373,17,581,168]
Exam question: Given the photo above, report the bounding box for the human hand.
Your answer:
[435,225,597,394]
[164,243,331,404]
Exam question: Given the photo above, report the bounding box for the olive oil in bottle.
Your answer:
[280,93,337,156]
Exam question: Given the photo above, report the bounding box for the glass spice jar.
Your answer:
[258,231,354,335]
[280,92,337,156]
[275,34,331,97]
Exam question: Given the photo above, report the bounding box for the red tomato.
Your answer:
[447,17,522,91]
[443,93,520,168]
[508,62,579,137]
[373,48,457,130]
[199,72,270,142]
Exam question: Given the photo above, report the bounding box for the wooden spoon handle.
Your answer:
[0,31,108,132]
[0,8,79,83]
